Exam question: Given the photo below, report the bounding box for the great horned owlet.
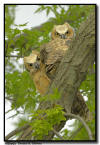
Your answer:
[40,23,74,80]
[24,50,50,95]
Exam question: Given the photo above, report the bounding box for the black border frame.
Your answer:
[4,3,97,144]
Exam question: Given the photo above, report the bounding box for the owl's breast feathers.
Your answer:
[40,38,71,79]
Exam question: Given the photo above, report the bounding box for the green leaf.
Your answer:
[14,22,28,27]
[46,7,50,16]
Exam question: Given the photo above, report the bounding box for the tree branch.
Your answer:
[5,124,30,140]
[16,126,33,140]
[64,113,93,140]
[5,55,24,58]
[52,128,64,140]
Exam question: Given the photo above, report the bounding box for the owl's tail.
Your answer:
[71,91,93,121]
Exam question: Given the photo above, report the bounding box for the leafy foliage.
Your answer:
[5,5,95,140]
[5,5,16,36]
[30,105,66,139]
[5,71,39,114]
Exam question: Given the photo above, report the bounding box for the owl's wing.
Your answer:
[40,39,70,80]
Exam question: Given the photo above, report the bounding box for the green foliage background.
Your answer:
[5,5,96,140]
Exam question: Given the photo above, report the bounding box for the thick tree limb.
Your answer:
[17,126,33,140]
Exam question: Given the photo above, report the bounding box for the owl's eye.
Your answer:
[56,32,59,36]
[37,56,40,61]
[66,31,69,34]
[29,63,33,66]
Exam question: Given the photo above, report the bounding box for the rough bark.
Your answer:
[5,10,95,141]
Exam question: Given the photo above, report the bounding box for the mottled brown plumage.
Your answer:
[24,50,50,95]
[51,23,74,40]
[40,38,71,79]
[71,92,92,121]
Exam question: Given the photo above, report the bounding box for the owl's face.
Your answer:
[51,23,74,40]
[24,51,41,74]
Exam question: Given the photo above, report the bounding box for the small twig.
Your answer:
[5,55,24,58]
[59,5,64,9]
[5,109,13,114]
[52,128,64,140]
[79,90,85,93]
[17,126,32,140]
[5,124,30,140]
[7,113,19,120]
[5,97,14,102]
[64,113,93,140]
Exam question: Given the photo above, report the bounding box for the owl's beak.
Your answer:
[33,62,40,70]
[60,34,66,39]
